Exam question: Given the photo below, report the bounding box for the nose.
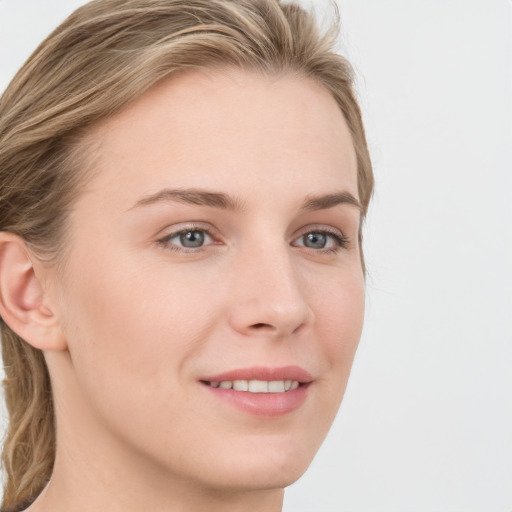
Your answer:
[227,245,312,339]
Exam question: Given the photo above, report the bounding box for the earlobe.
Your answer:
[0,232,67,351]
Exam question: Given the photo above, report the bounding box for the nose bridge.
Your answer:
[228,241,311,337]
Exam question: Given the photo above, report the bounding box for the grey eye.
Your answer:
[302,232,327,249]
[292,229,346,251]
[158,227,215,252]
[179,230,206,248]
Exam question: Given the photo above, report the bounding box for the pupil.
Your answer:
[180,231,205,248]
[304,232,326,249]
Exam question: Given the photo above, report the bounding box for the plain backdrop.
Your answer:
[0,1,511,511]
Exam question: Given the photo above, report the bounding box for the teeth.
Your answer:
[208,379,300,393]
[233,380,249,391]
[268,380,285,393]
[249,380,268,393]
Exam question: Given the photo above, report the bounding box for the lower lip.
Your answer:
[202,383,310,417]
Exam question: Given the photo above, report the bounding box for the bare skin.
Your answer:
[1,68,364,512]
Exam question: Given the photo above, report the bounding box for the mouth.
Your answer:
[202,379,301,393]
[199,366,312,417]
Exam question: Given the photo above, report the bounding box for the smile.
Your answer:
[200,367,312,417]
[205,379,301,392]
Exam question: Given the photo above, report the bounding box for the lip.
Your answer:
[200,366,312,418]
[200,365,313,383]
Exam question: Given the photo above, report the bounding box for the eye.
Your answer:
[158,227,215,251]
[292,229,348,252]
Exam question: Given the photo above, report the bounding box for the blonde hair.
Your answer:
[0,0,373,509]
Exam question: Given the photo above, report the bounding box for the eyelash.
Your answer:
[156,223,217,253]
[156,224,350,254]
[293,227,350,254]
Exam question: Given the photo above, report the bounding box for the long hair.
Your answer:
[0,0,373,509]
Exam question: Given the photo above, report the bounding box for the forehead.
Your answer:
[81,68,358,206]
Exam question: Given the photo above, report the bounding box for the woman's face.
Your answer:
[49,69,364,492]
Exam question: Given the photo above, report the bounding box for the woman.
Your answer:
[0,1,373,511]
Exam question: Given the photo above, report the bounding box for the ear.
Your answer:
[0,232,67,351]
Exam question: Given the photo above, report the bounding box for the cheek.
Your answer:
[284,271,364,466]
[54,258,222,452]
[320,266,365,324]
[57,252,223,389]
[314,271,365,381]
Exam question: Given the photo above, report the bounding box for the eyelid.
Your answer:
[155,222,350,254]
[293,224,348,240]
[156,222,221,251]
[291,225,350,250]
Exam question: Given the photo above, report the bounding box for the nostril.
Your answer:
[251,323,273,329]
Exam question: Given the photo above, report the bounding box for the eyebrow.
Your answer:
[300,191,362,213]
[130,188,244,211]
[130,188,361,213]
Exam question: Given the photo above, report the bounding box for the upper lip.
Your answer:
[200,366,313,383]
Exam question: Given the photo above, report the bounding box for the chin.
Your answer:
[199,459,310,493]
[185,430,324,493]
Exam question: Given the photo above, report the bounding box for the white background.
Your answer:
[0,1,511,511]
